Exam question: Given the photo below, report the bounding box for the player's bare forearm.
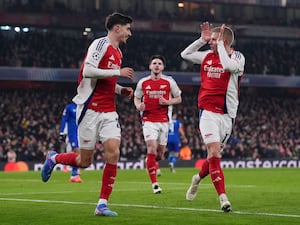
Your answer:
[134,97,145,111]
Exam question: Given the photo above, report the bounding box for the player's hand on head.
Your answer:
[121,87,134,99]
[200,21,213,42]
[58,133,67,142]
[120,67,134,79]
[217,24,225,42]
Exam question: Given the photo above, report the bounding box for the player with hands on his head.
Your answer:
[41,12,134,217]
[181,22,245,212]
[134,54,182,194]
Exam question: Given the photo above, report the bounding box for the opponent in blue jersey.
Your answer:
[167,113,187,172]
[59,103,83,183]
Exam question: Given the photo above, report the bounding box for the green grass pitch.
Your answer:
[0,167,299,225]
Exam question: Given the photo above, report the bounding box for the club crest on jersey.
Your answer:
[160,85,167,89]
[92,52,101,61]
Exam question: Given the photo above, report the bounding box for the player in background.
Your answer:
[134,54,182,194]
[59,102,83,183]
[181,22,245,212]
[41,12,134,217]
[167,112,188,173]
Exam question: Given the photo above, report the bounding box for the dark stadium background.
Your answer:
[0,0,299,171]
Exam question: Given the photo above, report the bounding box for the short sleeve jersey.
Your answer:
[135,75,181,122]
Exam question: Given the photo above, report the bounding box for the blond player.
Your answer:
[181,22,245,212]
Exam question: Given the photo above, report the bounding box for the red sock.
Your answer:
[208,157,225,195]
[55,152,78,167]
[100,163,117,200]
[199,159,209,179]
[146,153,157,183]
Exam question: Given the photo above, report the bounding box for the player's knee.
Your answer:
[78,161,91,168]
[110,151,120,162]
[208,150,221,158]
[77,157,93,168]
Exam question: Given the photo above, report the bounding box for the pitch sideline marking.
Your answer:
[0,197,299,218]
[0,179,256,187]
[0,184,255,196]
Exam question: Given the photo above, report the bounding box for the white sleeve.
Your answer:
[83,64,120,78]
[169,77,182,97]
[217,41,245,74]
[115,84,122,95]
[134,80,144,99]
[83,39,120,78]
[180,37,210,64]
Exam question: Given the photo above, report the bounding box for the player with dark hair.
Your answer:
[41,12,134,217]
[181,22,245,212]
[134,54,182,194]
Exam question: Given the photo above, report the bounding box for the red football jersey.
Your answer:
[135,75,181,122]
[75,37,122,112]
[198,51,243,117]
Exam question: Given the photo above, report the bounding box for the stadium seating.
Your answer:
[0,86,299,162]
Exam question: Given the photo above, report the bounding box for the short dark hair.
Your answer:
[149,54,166,66]
[105,12,133,30]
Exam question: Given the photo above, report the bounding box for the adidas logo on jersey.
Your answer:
[109,55,115,61]
[145,85,151,89]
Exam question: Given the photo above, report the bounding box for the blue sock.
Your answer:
[71,167,79,177]
[171,156,178,164]
[169,153,178,164]
[168,153,174,163]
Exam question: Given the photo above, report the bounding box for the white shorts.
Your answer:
[199,110,234,146]
[77,105,121,150]
[142,121,169,145]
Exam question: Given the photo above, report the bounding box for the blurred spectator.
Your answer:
[7,149,16,162]
[180,144,192,160]
[0,86,299,162]
[0,30,299,76]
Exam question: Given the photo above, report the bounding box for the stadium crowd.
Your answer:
[1,30,299,76]
[0,1,299,163]
[1,0,300,26]
[0,86,299,162]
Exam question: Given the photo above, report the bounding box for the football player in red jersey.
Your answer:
[181,22,245,212]
[134,55,182,194]
[41,12,134,217]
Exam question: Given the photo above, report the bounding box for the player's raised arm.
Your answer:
[180,22,213,65]
[217,24,245,73]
